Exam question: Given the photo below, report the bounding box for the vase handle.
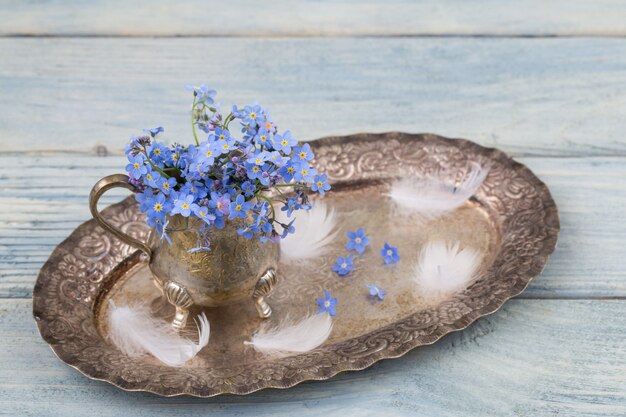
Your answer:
[89,174,153,259]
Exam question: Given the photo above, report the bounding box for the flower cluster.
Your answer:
[125,85,330,248]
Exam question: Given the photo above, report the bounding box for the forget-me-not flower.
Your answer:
[367,284,386,301]
[332,255,355,276]
[346,228,370,254]
[316,290,338,316]
[380,243,400,264]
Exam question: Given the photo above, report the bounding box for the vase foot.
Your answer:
[252,268,277,319]
[163,280,193,331]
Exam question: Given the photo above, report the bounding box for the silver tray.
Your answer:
[33,132,559,397]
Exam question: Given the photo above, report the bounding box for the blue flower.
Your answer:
[143,126,164,137]
[209,192,230,216]
[367,284,386,301]
[171,194,195,217]
[280,218,296,238]
[272,130,297,154]
[311,174,331,195]
[198,141,221,165]
[293,163,317,183]
[278,162,297,182]
[125,154,148,179]
[186,84,216,104]
[237,224,258,239]
[380,242,400,264]
[316,290,337,316]
[267,151,287,167]
[280,197,301,217]
[188,246,211,253]
[229,194,253,220]
[241,181,256,197]
[146,193,171,222]
[246,151,270,166]
[346,228,370,254]
[292,143,314,165]
[159,218,172,244]
[142,170,161,188]
[159,177,177,195]
[245,163,264,180]
[332,255,355,276]
[192,204,216,225]
[254,128,273,149]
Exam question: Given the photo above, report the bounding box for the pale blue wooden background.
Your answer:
[1,2,625,416]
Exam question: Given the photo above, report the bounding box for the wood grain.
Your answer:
[2,298,624,416]
[1,0,626,37]
[1,38,626,155]
[0,154,624,299]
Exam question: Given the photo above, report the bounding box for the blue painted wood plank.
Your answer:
[1,0,625,37]
[1,38,626,155]
[1,298,624,416]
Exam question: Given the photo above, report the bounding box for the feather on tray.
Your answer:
[389,162,490,219]
[107,302,210,367]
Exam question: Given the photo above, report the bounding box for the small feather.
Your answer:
[107,302,209,367]
[244,313,333,357]
[389,162,490,219]
[414,241,481,300]
[279,202,339,261]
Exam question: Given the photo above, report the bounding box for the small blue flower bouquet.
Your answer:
[125,85,330,246]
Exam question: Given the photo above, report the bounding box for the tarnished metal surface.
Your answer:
[33,133,559,397]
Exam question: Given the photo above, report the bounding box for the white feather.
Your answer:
[107,302,210,367]
[244,313,333,357]
[389,162,490,219]
[279,202,339,261]
[414,241,481,299]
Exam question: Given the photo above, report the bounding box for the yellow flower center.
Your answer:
[199,211,206,217]
[146,174,152,180]
[154,149,160,155]
[182,203,188,209]
[265,122,272,129]
[133,163,139,169]
[299,152,306,159]
[250,112,256,118]
[317,181,323,187]
[219,134,225,140]
[387,249,393,256]
[253,167,259,172]
[324,301,330,307]
[235,204,242,211]
[154,203,162,211]
[255,158,262,164]
[301,169,308,175]
[260,135,266,141]
[287,167,294,173]
[163,183,169,190]
[281,140,287,146]
[223,144,229,150]
[341,263,347,268]
[206,151,213,157]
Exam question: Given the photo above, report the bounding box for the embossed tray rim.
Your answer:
[33,132,560,397]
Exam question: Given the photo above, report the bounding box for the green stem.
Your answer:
[257,194,277,222]
[140,145,170,178]
[191,97,200,146]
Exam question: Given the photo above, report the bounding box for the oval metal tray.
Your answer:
[33,133,559,397]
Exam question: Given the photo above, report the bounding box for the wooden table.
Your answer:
[1,2,625,416]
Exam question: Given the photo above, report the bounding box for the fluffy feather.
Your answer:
[107,302,209,367]
[389,162,490,219]
[414,241,481,299]
[244,313,333,356]
[279,202,339,261]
